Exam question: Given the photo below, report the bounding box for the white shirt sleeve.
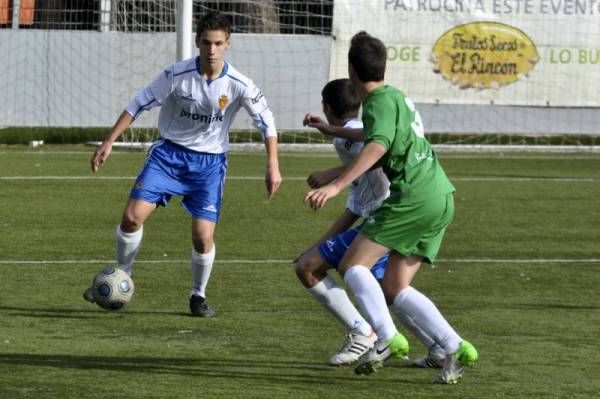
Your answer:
[125,67,174,119]
[241,82,277,139]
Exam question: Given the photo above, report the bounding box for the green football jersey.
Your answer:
[362,85,455,202]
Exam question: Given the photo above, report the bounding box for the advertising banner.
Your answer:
[331,0,600,106]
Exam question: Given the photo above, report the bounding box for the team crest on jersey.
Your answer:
[218,95,229,110]
[134,180,143,190]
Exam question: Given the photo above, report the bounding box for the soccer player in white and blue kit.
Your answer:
[87,12,281,317]
[297,79,450,369]
[294,79,389,365]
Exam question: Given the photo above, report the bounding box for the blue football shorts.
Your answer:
[130,139,227,223]
[318,227,389,280]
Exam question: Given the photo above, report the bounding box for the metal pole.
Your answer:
[176,0,193,61]
[99,0,111,32]
[12,0,20,29]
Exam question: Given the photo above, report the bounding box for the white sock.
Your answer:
[391,305,437,349]
[344,266,398,341]
[392,286,462,354]
[391,306,445,356]
[190,246,215,298]
[115,225,143,276]
[308,275,372,336]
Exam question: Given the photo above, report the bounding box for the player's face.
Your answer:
[196,30,230,70]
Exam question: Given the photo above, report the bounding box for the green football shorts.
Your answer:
[360,192,454,264]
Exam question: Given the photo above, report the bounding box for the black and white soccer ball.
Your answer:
[91,267,134,310]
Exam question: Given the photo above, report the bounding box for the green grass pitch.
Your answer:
[0,145,599,398]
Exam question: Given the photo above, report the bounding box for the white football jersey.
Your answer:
[125,57,276,153]
[333,119,390,217]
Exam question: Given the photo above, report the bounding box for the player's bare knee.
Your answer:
[381,279,405,305]
[192,233,214,254]
[120,213,143,232]
[382,286,398,305]
[337,263,351,276]
[294,255,326,287]
[294,257,311,283]
[295,256,318,287]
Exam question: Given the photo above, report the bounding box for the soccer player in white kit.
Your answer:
[294,79,389,365]
[86,12,282,317]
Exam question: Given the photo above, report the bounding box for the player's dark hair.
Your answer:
[348,31,386,82]
[321,79,361,119]
[196,12,232,38]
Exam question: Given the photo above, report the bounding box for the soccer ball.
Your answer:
[91,267,134,310]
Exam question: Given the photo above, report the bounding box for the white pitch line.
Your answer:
[0,258,599,265]
[0,176,137,180]
[0,176,303,181]
[0,259,289,265]
[451,176,600,182]
[439,258,600,264]
[0,176,598,182]
[1,151,600,159]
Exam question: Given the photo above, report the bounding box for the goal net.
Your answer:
[0,0,598,150]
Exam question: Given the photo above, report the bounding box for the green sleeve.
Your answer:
[363,98,396,151]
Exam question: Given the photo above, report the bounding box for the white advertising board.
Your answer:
[331,0,600,106]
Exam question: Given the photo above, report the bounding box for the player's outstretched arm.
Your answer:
[305,141,386,210]
[306,165,345,188]
[91,111,134,173]
[264,136,282,200]
[303,113,364,142]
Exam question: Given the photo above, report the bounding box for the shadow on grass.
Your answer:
[0,305,324,320]
[0,305,191,318]
[0,353,415,385]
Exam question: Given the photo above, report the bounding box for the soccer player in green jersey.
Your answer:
[305,31,478,384]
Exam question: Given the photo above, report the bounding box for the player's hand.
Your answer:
[265,164,282,200]
[91,142,113,173]
[307,169,336,188]
[304,183,341,210]
[302,113,332,135]
[303,113,324,127]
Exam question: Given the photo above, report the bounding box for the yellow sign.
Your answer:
[431,22,539,89]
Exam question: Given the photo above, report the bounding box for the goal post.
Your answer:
[176,0,192,61]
